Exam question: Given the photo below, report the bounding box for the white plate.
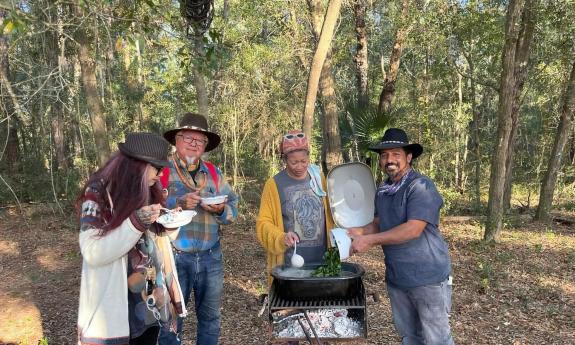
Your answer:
[330,228,352,260]
[201,195,227,205]
[156,210,197,228]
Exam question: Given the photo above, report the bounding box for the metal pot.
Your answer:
[271,262,365,301]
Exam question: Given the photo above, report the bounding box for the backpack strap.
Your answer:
[203,161,220,194]
[160,167,170,189]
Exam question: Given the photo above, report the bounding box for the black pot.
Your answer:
[271,262,365,301]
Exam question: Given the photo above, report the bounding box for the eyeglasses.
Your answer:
[283,133,305,140]
[151,165,163,176]
[176,134,207,146]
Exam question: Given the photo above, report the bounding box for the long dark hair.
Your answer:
[77,152,165,236]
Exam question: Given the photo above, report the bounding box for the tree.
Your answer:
[501,0,537,210]
[74,1,111,166]
[353,0,369,109]
[302,0,342,140]
[535,60,575,221]
[0,9,22,170]
[377,0,410,118]
[484,0,536,242]
[181,0,215,116]
[306,0,343,170]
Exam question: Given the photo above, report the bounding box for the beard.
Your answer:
[385,163,400,179]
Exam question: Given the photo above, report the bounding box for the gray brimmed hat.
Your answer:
[118,132,171,167]
[163,112,221,152]
[368,128,423,159]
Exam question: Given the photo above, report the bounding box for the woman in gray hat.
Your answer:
[76,133,186,345]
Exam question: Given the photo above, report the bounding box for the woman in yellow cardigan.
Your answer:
[256,130,335,286]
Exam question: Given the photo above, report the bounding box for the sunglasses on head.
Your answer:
[284,133,305,140]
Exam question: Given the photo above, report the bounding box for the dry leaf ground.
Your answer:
[0,203,574,345]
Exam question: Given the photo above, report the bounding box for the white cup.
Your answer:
[330,228,352,260]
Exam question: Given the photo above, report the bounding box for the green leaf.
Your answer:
[3,20,14,34]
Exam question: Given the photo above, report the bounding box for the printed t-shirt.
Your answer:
[274,169,326,265]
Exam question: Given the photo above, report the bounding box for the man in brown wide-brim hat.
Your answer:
[158,112,238,345]
[347,128,455,345]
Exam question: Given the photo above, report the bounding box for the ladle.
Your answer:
[291,241,305,268]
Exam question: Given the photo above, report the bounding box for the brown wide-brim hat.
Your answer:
[118,132,171,167]
[163,112,221,152]
[368,128,423,159]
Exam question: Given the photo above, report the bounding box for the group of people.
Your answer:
[77,113,237,345]
[77,110,454,345]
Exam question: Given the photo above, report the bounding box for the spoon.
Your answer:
[291,241,305,268]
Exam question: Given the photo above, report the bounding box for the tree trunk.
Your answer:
[302,0,342,139]
[502,0,536,210]
[466,53,482,209]
[74,2,111,166]
[319,56,343,169]
[0,9,21,169]
[484,0,532,242]
[307,0,343,169]
[353,0,369,109]
[49,4,68,171]
[377,0,410,118]
[192,35,209,116]
[223,0,230,20]
[535,60,575,221]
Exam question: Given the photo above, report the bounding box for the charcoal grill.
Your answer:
[266,263,369,343]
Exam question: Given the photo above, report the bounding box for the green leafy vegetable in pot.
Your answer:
[312,247,341,277]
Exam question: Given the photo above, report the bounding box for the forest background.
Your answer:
[0,0,574,344]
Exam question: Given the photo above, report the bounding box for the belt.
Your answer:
[172,241,220,255]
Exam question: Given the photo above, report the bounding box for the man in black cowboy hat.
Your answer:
[158,113,238,345]
[348,128,454,345]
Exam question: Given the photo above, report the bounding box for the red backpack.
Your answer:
[160,161,219,193]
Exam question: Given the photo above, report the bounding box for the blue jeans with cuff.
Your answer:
[386,278,454,345]
[157,244,224,345]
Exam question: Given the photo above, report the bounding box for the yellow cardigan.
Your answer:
[256,173,335,286]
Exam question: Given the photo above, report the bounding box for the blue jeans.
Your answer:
[158,244,224,345]
[386,279,454,345]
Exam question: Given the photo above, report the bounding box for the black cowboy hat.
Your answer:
[368,128,424,159]
[163,112,221,152]
[118,132,171,167]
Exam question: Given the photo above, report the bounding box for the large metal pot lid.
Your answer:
[327,162,375,228]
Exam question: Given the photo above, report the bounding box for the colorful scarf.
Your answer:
[307,164,327,197]
[378,168,413,196]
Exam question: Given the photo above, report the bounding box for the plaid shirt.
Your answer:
[166,158,238,252]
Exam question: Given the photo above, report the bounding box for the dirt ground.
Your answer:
[1,203,574,345]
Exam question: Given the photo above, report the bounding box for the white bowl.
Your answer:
[201,195,227,205]
[157,210,197,228]
[330,228,352,260]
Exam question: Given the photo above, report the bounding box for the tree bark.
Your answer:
[377,0,410,118]
[74,2,111,166]
[353,0,369,109]
[49,4,68,171]
[192,35,209,117]
[0,9,21,168]
[465,53,482,209]
[535,60,575,221]
[307,0,343,170]
[319,57,342,169]
[484,0,531,242]
[502,0,536,210]
[302,0,342,139]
